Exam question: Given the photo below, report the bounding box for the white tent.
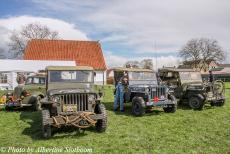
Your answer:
[0,59,75,72]
[0,59,75,90]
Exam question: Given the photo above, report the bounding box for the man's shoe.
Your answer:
[114,108,119,112]
[120,109,125,112]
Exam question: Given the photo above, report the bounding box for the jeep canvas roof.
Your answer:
[112,67,154,72]
[46,66,94,71]
[159,68,198,72]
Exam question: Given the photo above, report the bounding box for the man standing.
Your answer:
[14,73,26,101]
[209,70,214,83]
[16,73,26,85]
[114,73,129,112]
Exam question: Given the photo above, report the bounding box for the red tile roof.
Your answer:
[24,39,107,70]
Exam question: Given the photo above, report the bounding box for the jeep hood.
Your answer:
[47,88,95,96]
[182,81,204,90]
[129,80,157,86]
[47,82,94,95]
[182,81,203,86]
[48,82,92,90]
[129,84,158,88]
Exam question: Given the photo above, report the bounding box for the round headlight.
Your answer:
[145,88,150,93]
[53,96,60,102]
[88,95,95,102]
[166,87,169,93]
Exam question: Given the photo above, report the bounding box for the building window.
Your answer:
[0,73,8,83]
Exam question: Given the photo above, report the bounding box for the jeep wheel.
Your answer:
[189,97,204,110]
[132,97,145,116]
[5,105,12,111]
[163,104,176,113]
[95,103,107,132]
[164,95,177,113]
[42,110,52,138]
[210,101,215,106]
[32,96,42,111]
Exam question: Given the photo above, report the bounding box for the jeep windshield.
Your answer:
[128,71,157,85]
[179,72,202,83]
[49,70,93,83]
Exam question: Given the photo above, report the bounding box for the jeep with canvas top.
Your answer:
[40,66,107,138]
[158,68,226,110]
[2,74,45,111]
[113,67,177,116]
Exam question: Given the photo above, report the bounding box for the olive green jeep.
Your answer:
[3,75,45,111]
[112,67,177,116]
[40,66,107,138]
[158,68,226,110]
[25,75,46,93]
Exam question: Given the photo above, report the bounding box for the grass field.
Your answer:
[0,84,230,154]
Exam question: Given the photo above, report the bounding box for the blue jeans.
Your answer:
[114,83,124,111]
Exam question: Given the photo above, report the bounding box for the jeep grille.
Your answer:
[150,86,167,99]
[59,93,91,111]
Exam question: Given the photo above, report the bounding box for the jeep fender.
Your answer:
[26,92,44,104]
[31,91,45,98]
[22,95,36,104]
[168,94,177,105]
[191,94,205,101]
[132,96,146,108]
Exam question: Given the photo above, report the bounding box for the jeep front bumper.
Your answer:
[5,102,32,107]
[206,96,226,102]
[146,99,176,107]
[46,112,104,128]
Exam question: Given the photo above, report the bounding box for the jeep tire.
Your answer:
[32,96,42,111]
[42,110,52,138]
[189,96,204,110]
[95,103,107,132]
[132,97,145,116]
[163,95,177,113]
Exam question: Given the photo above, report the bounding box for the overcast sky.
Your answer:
[0,0,229,68]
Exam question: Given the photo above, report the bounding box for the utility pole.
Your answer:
[154,41,158,71]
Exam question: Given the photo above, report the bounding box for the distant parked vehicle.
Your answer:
[25,75,46,93]
[0,75,46,111]
[158,68,226,110]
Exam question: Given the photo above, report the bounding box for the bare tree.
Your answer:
[140,59,153,70]
[124,59,154,69]
[8,23,59,58]
[179,38,225,70]
[124,60,140,68]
